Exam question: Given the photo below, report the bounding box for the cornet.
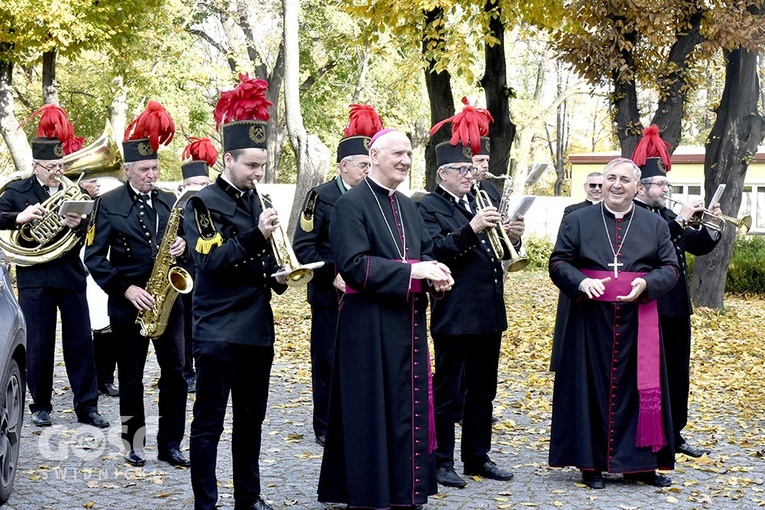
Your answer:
[257,189,317,287]
[663,196,752,234]
[472,181,529,272]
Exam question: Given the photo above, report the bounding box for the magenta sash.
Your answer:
[581,269,667,453]
[342,259,437,452]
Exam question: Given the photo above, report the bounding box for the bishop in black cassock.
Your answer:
[318,130,452,509]
[548,158,679,488]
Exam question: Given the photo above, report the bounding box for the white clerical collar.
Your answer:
[367,175,396,196]
[603,201,633,219]
[221,174,249,195]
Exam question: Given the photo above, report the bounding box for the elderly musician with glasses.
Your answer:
[0,105,108,430]
[632,125,720,459]
[416,113,523,489]
[292,105,382,448]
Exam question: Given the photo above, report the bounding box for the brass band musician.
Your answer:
[0,105,107,429]
[84,102,189,468]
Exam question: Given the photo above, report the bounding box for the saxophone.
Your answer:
[136,206,194,338]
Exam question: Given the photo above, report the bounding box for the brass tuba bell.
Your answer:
[0,121,124,266]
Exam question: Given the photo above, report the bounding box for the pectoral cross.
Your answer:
[608,256,623,278]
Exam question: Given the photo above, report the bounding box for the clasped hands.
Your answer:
[411,260,454,292]
[578,276,647,302]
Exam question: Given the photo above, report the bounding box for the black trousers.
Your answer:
[310,304,337,438]
[19,287,99,418]
[110,300,186,452]
[432,332,502,468]
[93,329,117,388]
[661,315,692,443]
[181,291,195,380]
[190,341,273,510]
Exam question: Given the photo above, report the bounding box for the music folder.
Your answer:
[58,200,95,216]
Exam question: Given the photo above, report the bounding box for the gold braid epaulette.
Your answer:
[86,197,100,246]
[192,200,223,254]
[300,189,318,232]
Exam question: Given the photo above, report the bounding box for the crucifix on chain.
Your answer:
[608,256,623,278]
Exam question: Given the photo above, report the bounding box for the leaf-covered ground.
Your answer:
[271,270,765,508]
[11,270,765,509]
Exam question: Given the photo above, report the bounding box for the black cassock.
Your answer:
[549,204,679,473]
[318,177,438,508]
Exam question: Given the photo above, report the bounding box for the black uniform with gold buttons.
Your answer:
[184,174,287,509]
[416,184,511,471]
[84,181,187,453]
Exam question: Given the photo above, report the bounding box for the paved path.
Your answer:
[6,281,765,509]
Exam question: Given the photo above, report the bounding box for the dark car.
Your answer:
[0,248,26,504]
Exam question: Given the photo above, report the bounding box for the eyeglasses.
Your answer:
[36,162,64,173]
[348,160,370,170]
[445,165,477,176]
[588,183,603,189]
[647,181,672,189]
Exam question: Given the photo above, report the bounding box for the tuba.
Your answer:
[479,173,530,272]
[258,190,315,287]
[0,121,124,266]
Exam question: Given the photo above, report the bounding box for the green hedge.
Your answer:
[705,236,765,294]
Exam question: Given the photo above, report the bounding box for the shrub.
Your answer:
[524,234,554,271]
[687,235,765,294]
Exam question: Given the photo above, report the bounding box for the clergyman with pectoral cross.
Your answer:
[547,157,681,490]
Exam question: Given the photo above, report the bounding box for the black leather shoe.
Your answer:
[158,447,190,467]
[463,459,513,481]
[31,410,52,427]
[436,465,467,488]
[78,411,110,428]
[245,497,274,510]
[676,441,710,458]
[99,382,119,397]
[624,471,672,487]
[581,470,605,489]
[186,377,196,393]
[125,449,146,467]
[315,435,326,447]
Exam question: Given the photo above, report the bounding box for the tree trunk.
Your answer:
[649,10,704,151]
[690,47,765,309]
[283,0,329,235]
[611,27,641,157]
[422,7,455,192]
[42,49,58,105]
[480,1,515,191]
[266,44,285,184]
[108,76,128,142]
[0,57,31,173]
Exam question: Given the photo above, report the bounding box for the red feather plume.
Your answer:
[182,137,218,167]
[20,104,85,155]
[214,73,272,129]
[428,97,494,155]
[631,124,672,171]
[343,104,383,138]
[124,100,176,151]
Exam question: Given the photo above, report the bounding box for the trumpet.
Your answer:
[663,196,752,234]
[473,182,529,271]
[257,190,315,287]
